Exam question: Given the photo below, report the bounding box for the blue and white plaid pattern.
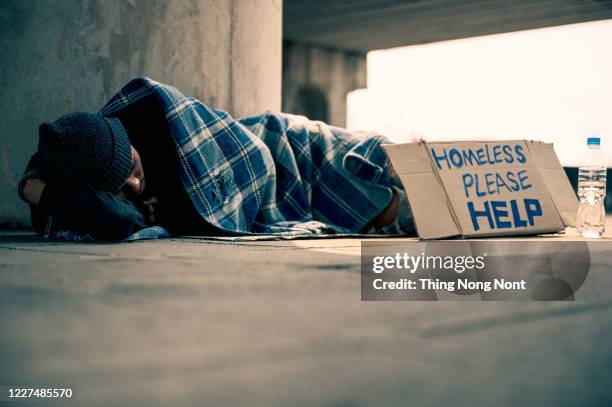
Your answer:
[54,77,397,239]
[99,77,396,236]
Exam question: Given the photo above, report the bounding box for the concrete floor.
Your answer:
[1,232,611,406]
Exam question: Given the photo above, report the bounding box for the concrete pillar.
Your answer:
[0,0,282,226]
[282,42,366,127]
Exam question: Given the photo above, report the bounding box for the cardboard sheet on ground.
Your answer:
[383,140,578,239]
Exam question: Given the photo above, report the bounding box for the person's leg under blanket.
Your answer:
[240,112,416,235]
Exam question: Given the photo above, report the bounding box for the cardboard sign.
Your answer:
[383,140,578,239]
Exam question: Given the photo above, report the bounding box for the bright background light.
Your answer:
[347,20,612,167]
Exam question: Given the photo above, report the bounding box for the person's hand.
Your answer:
[22,178,46,206]
[141,196,159,224]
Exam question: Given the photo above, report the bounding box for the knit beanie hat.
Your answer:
[37,112,133,193]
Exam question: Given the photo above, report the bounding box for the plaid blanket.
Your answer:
[70,77,397,238]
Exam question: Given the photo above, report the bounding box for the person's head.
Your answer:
[37,112,144,197]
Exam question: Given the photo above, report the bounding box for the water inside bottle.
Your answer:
[577,167,606,237]
[578,168,607,197]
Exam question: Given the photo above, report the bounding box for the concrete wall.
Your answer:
[0,0,282,226]
[282,41,366,127]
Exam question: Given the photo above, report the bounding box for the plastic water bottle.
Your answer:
[577,137,606,238]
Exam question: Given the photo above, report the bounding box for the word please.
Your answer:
[462,170,532,198]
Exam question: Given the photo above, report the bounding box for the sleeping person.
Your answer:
[18,77,414,240]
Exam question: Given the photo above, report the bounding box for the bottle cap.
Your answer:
[587,137,601,145]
